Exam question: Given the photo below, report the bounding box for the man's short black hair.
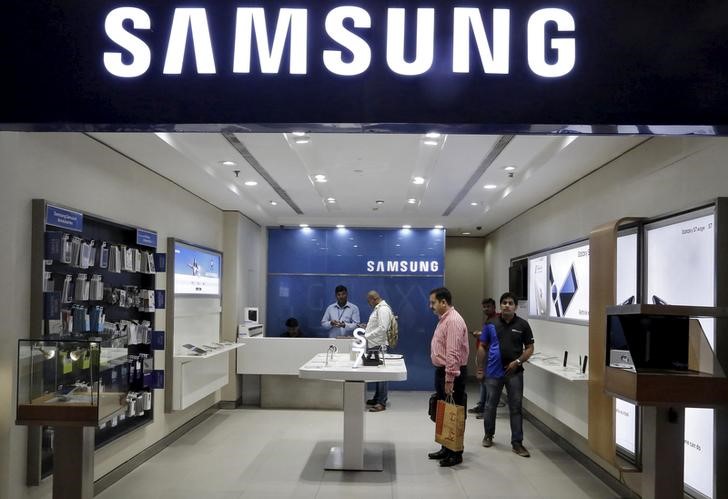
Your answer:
[430,287,452,305]
[285,317,298,328]
[335,285,347,294]
[500,292,518,306]
[482,298,496,306]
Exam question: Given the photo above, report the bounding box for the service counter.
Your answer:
[236,337,354,409]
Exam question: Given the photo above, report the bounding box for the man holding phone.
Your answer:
[321,285,361,338]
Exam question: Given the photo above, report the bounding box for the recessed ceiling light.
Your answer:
[434,225,444,229]
[375,200,384,205]
[407,198,417,204]
[425,132,441,139]
[220,160,236,167]
[244,181,258,186]
[336,224,345,229]
[269,201,277,206]
[504,166,516,172]
[484,184,497,189]
[299,224,309,228]
[314,174,327,183]
[470,202,479,206]
[402,225,412,229]
[412,176,425,185]
[326,197,336,203]
[295,138,311,144]
[423,140,438,146]
[292,131,306,136]
[462,232,471,235]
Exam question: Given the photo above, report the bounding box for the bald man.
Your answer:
[361,290,393,412]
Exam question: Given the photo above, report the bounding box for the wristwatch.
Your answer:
[515,359,522,366]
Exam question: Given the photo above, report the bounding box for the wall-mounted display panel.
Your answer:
[615,231,638,456]
[173,241,222,296]
[646,209,715,499]
[548,243,590,322]
[528,255,548,317]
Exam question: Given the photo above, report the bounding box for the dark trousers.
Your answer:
[434,365,467,457]
[483,370,524,444]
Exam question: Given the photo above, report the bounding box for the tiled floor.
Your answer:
[97,391,625,499]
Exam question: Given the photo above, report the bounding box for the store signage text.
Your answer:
[366,260,440,273]
[103,6,576,79]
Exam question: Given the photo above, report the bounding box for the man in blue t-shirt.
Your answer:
[476,292,535,457]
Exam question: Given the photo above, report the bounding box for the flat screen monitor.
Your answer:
[509,259,528,300]
[244,307,259,323]
[172,240,222,296]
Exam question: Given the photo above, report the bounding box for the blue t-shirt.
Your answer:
[479,322,505,378]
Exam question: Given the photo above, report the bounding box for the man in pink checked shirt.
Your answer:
[426,287,470,467]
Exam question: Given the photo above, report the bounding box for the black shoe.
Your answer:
[439,455,463,467]
[427,449,448,460]
[366,399,377,406]
[482,435,493,447]
[467,405,483,414]
[512,443,530,457]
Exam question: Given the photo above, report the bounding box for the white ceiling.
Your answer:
[89,132,646,235]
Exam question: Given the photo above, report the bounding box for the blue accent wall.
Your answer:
[267,227,445,390]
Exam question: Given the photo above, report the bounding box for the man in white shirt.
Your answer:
[320,285,361,338]
[362,290,393,412]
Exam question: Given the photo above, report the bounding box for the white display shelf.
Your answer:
[299,353,407,382]
[528,355,588,382]
[171,343,245,411]
[174,342,244,360]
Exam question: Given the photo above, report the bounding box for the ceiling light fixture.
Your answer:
[326,197,336,203]
[484,184,497,189]
[470,202,479,206]
[295,138,311,144]
[504,166,516,172]
[336,224,345,229]
[402,225,412,229]
[269,201,277,206]
[299,224,309,228]
[292,131,306,136]
[425,132,441,139]
[407,198,417,204]
[412,176,425,185]
[462,232,471,235]
[220,160,236,167]
[434,225,444,229]
[244,181,257,186]
[423,140,438,146]
[375,200,384,205]
[314,174,327,183]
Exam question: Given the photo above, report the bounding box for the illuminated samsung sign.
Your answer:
[366,260,440,274]
[103,6,576,79]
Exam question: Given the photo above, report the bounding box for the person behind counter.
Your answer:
[280,317,304,337]
[320,285,361,338]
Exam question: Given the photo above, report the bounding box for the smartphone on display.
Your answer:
[652,295,668,305]
[182,343,207,355]
[558,264,579,315]
[621,295,635,305]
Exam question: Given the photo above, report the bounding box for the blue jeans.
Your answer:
[370,381,388,405]
[483,370,524,444]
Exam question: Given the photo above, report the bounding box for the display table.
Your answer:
[299,352,407,471]
[527,354,588,382]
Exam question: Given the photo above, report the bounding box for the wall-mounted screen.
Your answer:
[528,256,548,317]
[509,259,528,301]
[548,243,590,321]
[173,241,222,296]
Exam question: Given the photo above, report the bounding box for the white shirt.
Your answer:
[364,300,393,348]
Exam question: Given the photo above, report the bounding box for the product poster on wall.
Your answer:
[646,211,715,498]
[528,256,548,317]
[548,244,590,321]
[615,232,638,454]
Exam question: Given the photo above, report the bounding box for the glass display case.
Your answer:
[605,304,728,406]
[17,339,136,427]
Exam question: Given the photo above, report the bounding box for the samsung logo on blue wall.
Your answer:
[367,260,440,273]
[103,6,576,79]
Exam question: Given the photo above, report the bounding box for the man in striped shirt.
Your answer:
[427,287,470,467]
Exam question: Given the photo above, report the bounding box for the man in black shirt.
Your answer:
[476,292,535,457]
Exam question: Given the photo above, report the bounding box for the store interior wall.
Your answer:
[0,132,227,499]
[444,236,486,375]
[482,136,728,455]
[220,211,265,404]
